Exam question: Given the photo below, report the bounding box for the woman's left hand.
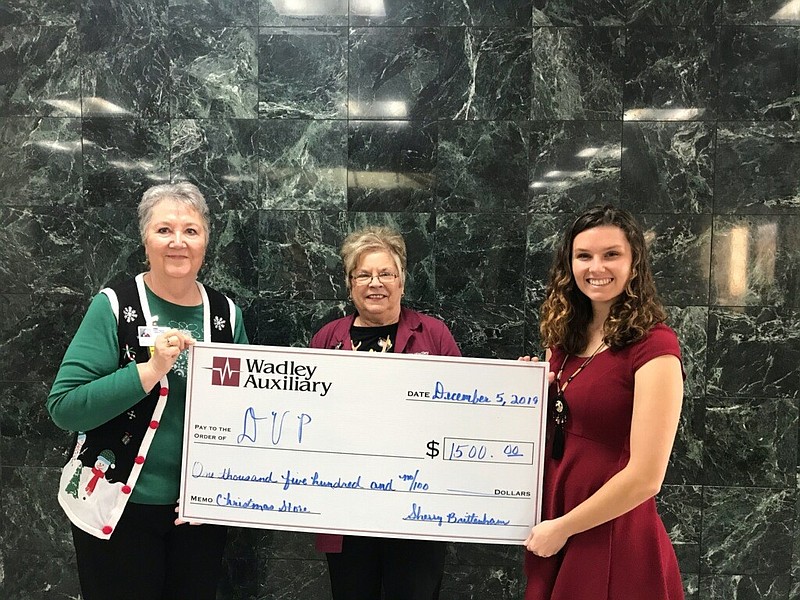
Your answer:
[524,518,569,557]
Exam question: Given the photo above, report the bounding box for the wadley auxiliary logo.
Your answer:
[211,357,241,386]
[208,356,333,396]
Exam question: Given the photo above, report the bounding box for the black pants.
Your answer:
[71,502,227,600]
[327,536,447,600]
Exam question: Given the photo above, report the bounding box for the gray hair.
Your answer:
[137,182,210,244]
[340,225,407,291]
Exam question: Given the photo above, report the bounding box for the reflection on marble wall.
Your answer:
[1,1,799,598]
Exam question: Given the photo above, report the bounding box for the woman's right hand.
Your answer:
[137,329,195,391]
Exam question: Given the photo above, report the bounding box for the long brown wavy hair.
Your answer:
[539,205,667,354]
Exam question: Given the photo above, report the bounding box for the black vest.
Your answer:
[58,274,236,538]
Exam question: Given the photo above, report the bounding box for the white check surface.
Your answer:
[180,343,549,544]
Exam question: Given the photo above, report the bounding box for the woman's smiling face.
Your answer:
[571,225,632,310]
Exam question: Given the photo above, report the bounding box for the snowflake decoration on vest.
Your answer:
[122,306,138,323]
[213,315,226,331]
[123,344,136,362]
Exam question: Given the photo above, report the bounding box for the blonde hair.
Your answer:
[340,226,407,291]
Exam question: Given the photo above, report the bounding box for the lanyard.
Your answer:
[551,341,606,459]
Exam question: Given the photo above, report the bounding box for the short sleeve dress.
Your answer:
[524,324,685,600]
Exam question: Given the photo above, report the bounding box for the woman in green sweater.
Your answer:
[48,182,248,600]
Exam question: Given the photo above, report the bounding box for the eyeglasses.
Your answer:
[350,272,399,286]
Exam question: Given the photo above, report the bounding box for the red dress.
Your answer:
[524,324,685,600]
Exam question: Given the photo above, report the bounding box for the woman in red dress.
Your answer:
[523,205,685,599]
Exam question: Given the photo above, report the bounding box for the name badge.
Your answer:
[137,325,171,346]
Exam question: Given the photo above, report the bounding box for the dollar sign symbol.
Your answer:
[426,439,440,458]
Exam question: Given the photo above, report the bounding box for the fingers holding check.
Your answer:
[138,329,195,390]
[517,355,556,385]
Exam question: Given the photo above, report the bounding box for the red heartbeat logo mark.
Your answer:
[211,357,240,386]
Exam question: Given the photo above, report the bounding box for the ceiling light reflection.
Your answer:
[727,225,749,300]
[45,97,133,115]
[624,108,705,121]
[351,0,387,17]
[273,0,347,16]
[771,0,800,21]
[349,99,408,118]
[30,140,84,153]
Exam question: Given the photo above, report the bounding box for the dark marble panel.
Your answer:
[202,210,260,312]
[707,307,800,399]
[439,302,525,360]
[349,27,440,120]
[82,117,170,207]
[524,212,571,307]
[346,211,436,303]
[447,541,522,565]
[628,0,721,28]
[701,486,794,574]
[222,525,262,561]
[621,121,714,214]
[259,120,347,210]
[531,27,624,120]
[532,0,625,27]
[168,0,258,26]
[528,121,622,213]
[0,381,72,468]
[793,488,800,600]
[722,0,800,25]
[704,395,797,487]
[639,213,711,307]
[440,563,524,599]
[700,574,792,599]
[0,26,81,116]
[435,213,527,306]
[217,558,261,600]
[436,121,528,213]
[0,206,141,295]
[438,27,531,120]
[659,484,702,574]
[442,0,532,26]
[623,25,718,121]
[711,215,800,308]
[718,26,800,120]
[684,574,700,600]
[715,121,800,214]
[245,557,331,599]
[0,117,83,206]
[666,395,705,487]
[258,210,346,300]
[253,528,319,560]
[171,119,259,211]
[0,0,78,26]
[79,0,169,118]
[169,26,257,118]
[258,27,347,119]
[258,0,347,27]
[348,120,436,212]
[0,294,89,384]
[253,299,350,347]
[352,0,441,26]
[0,466,80,599]
[667,306,708,404]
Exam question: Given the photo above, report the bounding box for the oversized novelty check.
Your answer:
[179,343,549,544]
